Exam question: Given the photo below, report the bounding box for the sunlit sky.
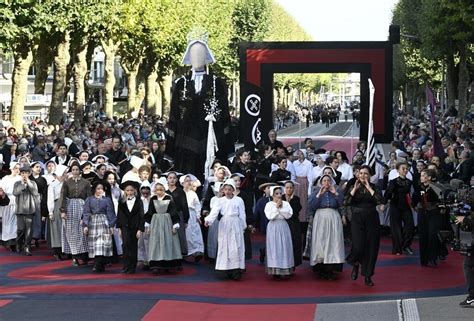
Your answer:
[275,0,398,41]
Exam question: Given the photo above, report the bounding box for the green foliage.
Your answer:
[0,0,42,51]
[392,0,473,88]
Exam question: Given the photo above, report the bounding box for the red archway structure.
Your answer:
[239,41,394,149]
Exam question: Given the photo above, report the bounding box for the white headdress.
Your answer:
[182,27,216,66]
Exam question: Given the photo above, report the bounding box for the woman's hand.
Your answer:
[171,227,177,234]
[342,215,347,226]
[83,227,88,235]
[49,213,54,221]
[329,185,337,195]
[276,199,283,208]
[351,180,360,195]
[136,230,142,239]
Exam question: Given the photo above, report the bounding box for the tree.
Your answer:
[392,0,473,116]
[118,0,148,116]
[0,1,42,130]
[265,1,312,110]
[68,3,113,125]
[96,1,123,118]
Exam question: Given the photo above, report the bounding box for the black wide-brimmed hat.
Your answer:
[120,180,140,191]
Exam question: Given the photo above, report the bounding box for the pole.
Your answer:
[298,108,302,150]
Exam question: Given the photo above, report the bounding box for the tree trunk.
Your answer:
[145,68,158,115]
[10,46,33,131]
[49,32,71,125]
[63,56,74,103]
[445,53,456,110]
[101,38,118,118]
[84,39,96,101]
[278,87,284,111]
[273,88,279,113]
[160,72,172,116]
[73,41,88,126]
[156,78,163,117]
[124,65,139,117]
[33,41,54,95]
[457,44,469,117]
[136,80,145,113]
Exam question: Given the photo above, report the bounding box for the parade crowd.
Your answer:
[0,104,472,289]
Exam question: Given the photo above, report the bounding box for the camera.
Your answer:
[435,183,472,252]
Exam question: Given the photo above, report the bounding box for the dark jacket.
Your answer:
[117,198,145,231]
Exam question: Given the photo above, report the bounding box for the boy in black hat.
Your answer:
[117,180,145,274]
[13,165,39,256]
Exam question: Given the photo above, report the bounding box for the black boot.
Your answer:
[364,276,374,286]
[351,264,359,280]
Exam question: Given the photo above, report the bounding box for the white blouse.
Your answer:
[264,201,293,220]
[205,196,246,230]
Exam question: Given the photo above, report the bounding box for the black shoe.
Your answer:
[53,254,63,261]
[142,264,150,271]
[232,271,242,281]
[34,240,39,249]
[364,276,374,286]
[438,255,447,261]
[327,271,337,280]
[459,297,474,308]
[351,264,359,280]
[194,254,203,263]
[126,269,136,274]
[25,248,32,256]
[259,248,265,264]
[121,268,128,274]
[403,247,414,255]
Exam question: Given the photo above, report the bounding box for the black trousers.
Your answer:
[121,227,138,271]
[346,207,380,277]
[417,209,441,265]
[390,205,414,253]
[464,255,474,297]
[16,214,34,250]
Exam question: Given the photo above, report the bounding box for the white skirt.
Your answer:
[1,203,17,241]
[215,215,245,271]
[266,219,294,270]
[310,208,345,266]
[185,208,204,256]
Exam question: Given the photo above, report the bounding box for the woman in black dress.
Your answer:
[345,165,383,286]
[384,162,414,255]
[413,169,441,267]
[270,156,291,183]
[282,180,302,267]
[166,171,190,256]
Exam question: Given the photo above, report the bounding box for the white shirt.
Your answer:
[141,196,150,228]
[192,70,206,93]
[292,159,313,178]
[338,162,353,181]
[126,197,136,212]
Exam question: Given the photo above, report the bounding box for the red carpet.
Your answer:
[142,301,317,321]
[0,299,13,308]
